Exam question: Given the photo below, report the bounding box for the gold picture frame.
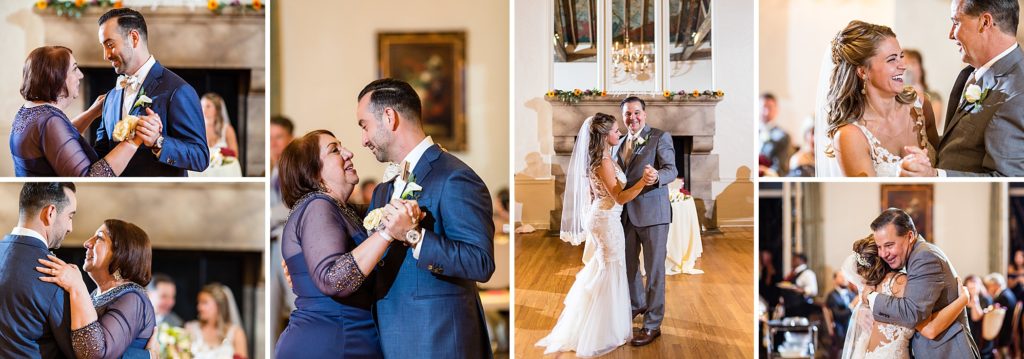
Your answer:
[880,184,934,241]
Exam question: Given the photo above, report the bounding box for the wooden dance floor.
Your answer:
[514,227,754,358]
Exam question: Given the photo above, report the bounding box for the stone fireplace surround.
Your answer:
[38,7,266,175]
[549,96,721,229]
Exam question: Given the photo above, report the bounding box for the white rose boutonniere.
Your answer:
[963,84,989,113]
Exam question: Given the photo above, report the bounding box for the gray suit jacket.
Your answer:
[937,44,1024,177]
[615,125,677,227]
[872,239,980,358]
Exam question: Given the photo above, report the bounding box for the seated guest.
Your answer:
[984,273,1016,357]
[781,253,817,318]
[966,275,995,359]
[147,273,183,327]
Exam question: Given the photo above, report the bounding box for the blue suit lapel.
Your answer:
[102,89,123,139]
[129,62,164,117]
[411,145,442,189]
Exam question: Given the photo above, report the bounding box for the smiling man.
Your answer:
[94,8,209,176]
[901,0,1024,177]
[865,208,980,358]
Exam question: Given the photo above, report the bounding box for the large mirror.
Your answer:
[667,0,713,90]
[550,0,713,94]
[607,0,657,92]
[553,0,600,90]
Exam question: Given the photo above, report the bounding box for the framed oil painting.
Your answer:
[880,184,934,241]
[378,31,466,151]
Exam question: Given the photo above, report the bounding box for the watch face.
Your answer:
[406,230,421,244]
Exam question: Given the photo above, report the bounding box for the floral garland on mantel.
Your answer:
[546,88,725,104]
[34,0,264,18]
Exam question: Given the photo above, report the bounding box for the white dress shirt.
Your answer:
[120,55,157,119]
[11,226,48,248]
[390,136,434,258]
[792,264,819,297]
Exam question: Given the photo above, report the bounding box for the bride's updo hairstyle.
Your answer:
[586,113,617,170]
[853,234,891,286]
[825,20,917,156]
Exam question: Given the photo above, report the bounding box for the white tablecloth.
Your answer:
[579,197,703,276]
[188,161,242,177]
[664,198,703,275]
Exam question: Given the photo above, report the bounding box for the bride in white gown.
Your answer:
[816,20,937,177]
[842,235,969,358]
[536,113,657,357]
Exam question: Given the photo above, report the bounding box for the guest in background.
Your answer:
[825,270,856,358]
[186,283,248,359]
[494,187,510,234]
[984,273,1016,357]
[903,49,944,124]
[787,125,815,177]
[781,252,817,318]
[1007,249,1024,301]
[268,115,296,350]
[200,93,239,156]
[966,275,995,359]
[147,273,183,327]
[759,250,782,316]
[759,93,792,177]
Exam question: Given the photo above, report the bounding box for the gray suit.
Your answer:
[872,239,980,358]
[936,44,1024,177]
[616,125,677,330]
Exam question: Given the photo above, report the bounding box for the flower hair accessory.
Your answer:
[856,252,870,267]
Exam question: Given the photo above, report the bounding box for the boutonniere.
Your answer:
[399,174,423,200]
[112,90,153,142]
[362,174,424,232]
[963,84,989,113]
[635,135,648,147]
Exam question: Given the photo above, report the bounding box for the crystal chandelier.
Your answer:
[611,36,651,78]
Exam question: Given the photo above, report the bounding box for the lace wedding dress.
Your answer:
[849,122,904,177]
[536,162,632,357]
[846,273,913,359]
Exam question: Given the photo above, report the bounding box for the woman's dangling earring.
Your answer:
[861,77,867,95]
[113,269,123,282]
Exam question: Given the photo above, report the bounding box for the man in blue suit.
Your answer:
[95,8,209,176]
[358,78,495,358]
[0,183,77,358]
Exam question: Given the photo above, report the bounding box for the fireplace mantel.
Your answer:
[547,95,723,229]
[38,7,266,176]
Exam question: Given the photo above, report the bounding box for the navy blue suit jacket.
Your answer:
[0,235,73,358]
[368,144,495,358]
[97,61,209,176]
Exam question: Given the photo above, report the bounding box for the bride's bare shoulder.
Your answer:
[833,124,870,151]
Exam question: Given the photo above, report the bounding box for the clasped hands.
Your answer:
[380,199,426,245]
[134,108,163,148]
[641,165,658,186]
[899,146,938,177]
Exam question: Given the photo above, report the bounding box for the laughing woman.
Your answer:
[37,219,156,359]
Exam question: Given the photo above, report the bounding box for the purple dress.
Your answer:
[10,105,115,177]
[274,192,383,358]
[71,282,156,359]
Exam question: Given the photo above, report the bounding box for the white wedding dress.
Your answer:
[849,122,904,177]
[845,273,913,359]
[536,163,632,357]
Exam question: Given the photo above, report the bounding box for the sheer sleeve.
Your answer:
[40,115,115,177]
[71,290,154,359]
[298,197,367,298]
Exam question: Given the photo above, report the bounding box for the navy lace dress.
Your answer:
[71,282,156,359]
[10,105,114,177]
[274,192,383,358]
